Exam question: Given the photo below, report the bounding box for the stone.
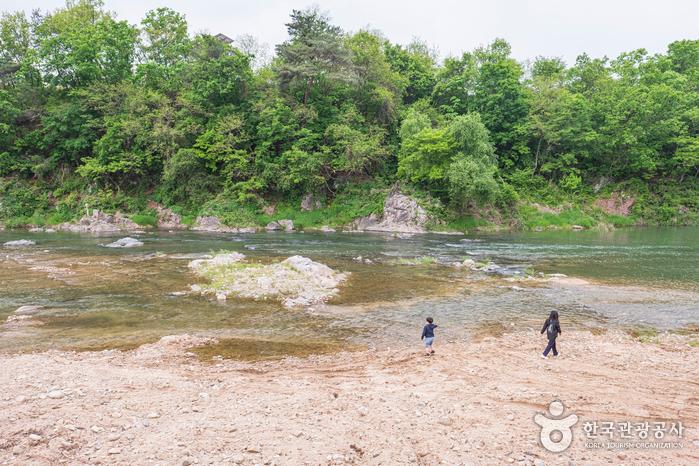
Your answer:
[301,193,322,211]
[319,225,336,233]
[3,239,36,247]
[265,221,282,231]
[104,237,144,248]
[571,225,585,230]
[266,220,294,232]
[147,412,160,419]
[59,210,139,233]
[349,190,429,233]
[28,434,42,442]
[108,447,122,455]
[14,305,44,316]
[278,220,294,232]
[47,390,65,399]
[188,253,245,271]
[149,203,185,230]
[189,254,347,308]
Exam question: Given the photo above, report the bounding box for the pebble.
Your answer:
[507,414,515,421]
[28,433,42,442]
[47,390,65,399]
[91,426,104,433]
[108,433,121,441]
[12,445,23,455]
[108,447,122,455]
[147,412,160,419]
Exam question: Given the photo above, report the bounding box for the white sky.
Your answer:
[3,0,698,65]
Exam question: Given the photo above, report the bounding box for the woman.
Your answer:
[540,310,562,358]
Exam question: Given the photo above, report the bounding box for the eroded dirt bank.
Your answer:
[1,331,698,465]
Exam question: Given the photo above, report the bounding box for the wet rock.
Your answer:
[301,193,322,211]
[59,210,139,233]
[571,225,585,230]
[189,254,347,308]
[192,216,257,233]
[14,305,44,316]
[104,237,144,248]
[188,253,245,271]
[319,225,336,233]
[3,239,36,247]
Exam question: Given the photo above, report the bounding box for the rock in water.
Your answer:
[59,209,139,233]
[187,252,246,270]
[192,216,256,233]
[14,305,44,316]
[189,254,347,308]
[3,239,36,247]
[104,237,144,248]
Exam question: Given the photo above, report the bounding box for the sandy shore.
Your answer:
[1,330,698,465]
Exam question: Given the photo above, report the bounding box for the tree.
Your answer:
[35,0,138,88]
[275,7,355,104]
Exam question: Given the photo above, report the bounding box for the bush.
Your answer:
[130,213,158,227]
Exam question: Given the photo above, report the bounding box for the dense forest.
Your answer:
[1,0,697,230]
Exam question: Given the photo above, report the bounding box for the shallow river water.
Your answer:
[1,227,697,358]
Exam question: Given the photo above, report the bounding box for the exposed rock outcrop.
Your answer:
[188,253,347,308]
[266,220,294,232]
[301,193,322,211]
[59,210,140,233]
[595,192,635,216]
[104,237,144,248]
[14,305,44,316]
[3,239,36,248]
[148,203,185,230]
[192,216,256,233]
[349,190,429,233]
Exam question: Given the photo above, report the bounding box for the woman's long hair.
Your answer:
[548,310,559,321]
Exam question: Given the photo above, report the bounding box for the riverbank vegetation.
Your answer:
[0,1,697,231]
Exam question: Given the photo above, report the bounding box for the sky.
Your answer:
[3,0,698,65]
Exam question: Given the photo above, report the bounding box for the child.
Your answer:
[421,317,438,355]
[540,310,562,358]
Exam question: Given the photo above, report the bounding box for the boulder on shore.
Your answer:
[104,237,144,248]
[266,220,294,232]
[3,239,36,248]
[301,193,322,211]
[59,210,140,233]
[349,190,429,233]
[148,202,185,230]
[188,253,347,308]
[192,216,256,233]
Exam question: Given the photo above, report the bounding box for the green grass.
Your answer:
[259,183,386,229]
[440,214,491,232]
[130,213,158,227]
[518,205,597,230]
[628,326,659,343]
[689,341,699,348]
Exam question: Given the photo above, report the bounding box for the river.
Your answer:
[1,227,697,358]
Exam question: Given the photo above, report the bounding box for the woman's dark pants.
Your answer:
[543,338,558,357]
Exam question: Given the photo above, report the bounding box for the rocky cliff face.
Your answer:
[349,190,429,233]
[59,210,140,233]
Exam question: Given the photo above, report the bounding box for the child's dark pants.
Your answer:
[543,338,558,357]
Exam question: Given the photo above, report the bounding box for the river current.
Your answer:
[1,227,697,358]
